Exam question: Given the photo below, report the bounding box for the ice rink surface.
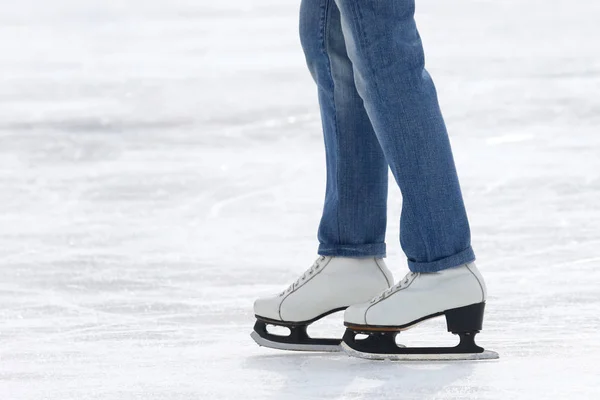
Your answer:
[1,0,599,398]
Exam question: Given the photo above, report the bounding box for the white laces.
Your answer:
[371,271,418,303]
[280,256,327,296]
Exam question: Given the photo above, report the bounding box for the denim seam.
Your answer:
[408,246,475,272]
[321,0,342,245]
[320,244,382,249]
[318,243,386,258]
[346,1,430,261]
[278,256,333,320]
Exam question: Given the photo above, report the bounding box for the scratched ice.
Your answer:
[0,0,599,399]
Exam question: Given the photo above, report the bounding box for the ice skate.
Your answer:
[341,262,499,361]
[252,256,393,352]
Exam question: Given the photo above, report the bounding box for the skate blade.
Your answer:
[341,342,499,361]
[251,331,342,352]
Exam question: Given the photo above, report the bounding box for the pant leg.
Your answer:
[333,0,476,272]
[300,0,389,258]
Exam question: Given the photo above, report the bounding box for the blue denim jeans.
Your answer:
[300,0,476,273]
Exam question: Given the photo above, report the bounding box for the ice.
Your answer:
[1,0,599,399]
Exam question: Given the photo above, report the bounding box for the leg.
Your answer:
[300,0,388,258]
[252,0,396,354]
[333,0,475,272]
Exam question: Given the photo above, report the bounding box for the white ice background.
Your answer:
[0,0,599,399]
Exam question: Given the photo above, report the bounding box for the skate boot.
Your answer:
[341,262,499,361]
[252,256,393,352]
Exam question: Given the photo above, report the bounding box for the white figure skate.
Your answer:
[252,256,393,352]
[341,263,499,361]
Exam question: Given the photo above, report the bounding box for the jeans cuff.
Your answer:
[407,246,476,273]
[318,243,386,258]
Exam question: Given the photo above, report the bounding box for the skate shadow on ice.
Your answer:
[244,352,478,399]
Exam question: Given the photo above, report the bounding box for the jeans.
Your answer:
[300,0,476,273]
